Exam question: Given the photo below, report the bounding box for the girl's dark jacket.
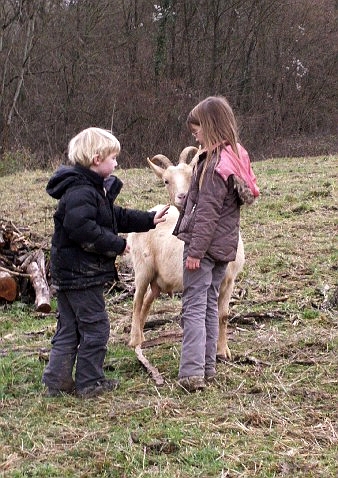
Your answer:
[47,164,156,290]
[173,150,248,263]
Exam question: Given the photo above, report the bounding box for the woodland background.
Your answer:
[0,0,337,167]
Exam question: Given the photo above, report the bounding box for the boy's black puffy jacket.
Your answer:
[47,164,156,290]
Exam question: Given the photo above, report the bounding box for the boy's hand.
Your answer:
[154,204,170,225]
[122,243,130,255]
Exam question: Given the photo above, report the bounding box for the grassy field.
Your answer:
[0,154,337,477]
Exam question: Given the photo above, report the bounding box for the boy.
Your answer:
[43,127,169,398]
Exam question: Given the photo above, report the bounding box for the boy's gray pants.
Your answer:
[42,286,110,392]
[179,245,228,379]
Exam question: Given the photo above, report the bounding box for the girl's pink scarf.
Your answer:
[215,143,260,197]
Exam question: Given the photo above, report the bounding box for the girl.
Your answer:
[173,96,259,392]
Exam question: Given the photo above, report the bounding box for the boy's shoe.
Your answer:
[45,386,75,397]
[76,379,120,399]
[178,376,206,392]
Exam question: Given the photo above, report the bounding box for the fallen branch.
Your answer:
[230,310,285,324]
[144,315,181,331]
[0,265,30,277]
[135,345,164,386]
[141,330,183,348]
[0,347,50,357]
[107,289,134,304]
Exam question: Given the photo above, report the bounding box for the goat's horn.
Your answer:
[178,146,199,164]
[149,154,173,168]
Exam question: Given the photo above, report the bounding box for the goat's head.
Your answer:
[147,146,199,210]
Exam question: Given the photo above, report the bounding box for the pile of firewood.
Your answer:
[0,219,51,312]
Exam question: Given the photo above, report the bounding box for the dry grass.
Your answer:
[0,154,337,477]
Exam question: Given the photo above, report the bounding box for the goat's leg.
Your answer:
[139,281,161,332]
[129,282,150,347]
[217,240,245,360]
[217,276,234,361]
[217,313,231,361]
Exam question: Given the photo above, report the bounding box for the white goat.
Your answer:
[127,147,245,360]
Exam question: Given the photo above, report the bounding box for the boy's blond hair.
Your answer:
[68,127,121,167]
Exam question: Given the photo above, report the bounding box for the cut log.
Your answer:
[0,271,17,301]
[0,219,51,308]
[24,249,51,313]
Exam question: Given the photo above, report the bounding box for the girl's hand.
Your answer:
[185,256,200,270]
[154,204,170,225]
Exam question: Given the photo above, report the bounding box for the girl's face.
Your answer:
[190,124,204,147]
[91,152,118,178]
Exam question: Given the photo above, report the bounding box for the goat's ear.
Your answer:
[147,157,165,179]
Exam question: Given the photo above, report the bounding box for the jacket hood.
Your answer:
[46,164,123,199]
[216,144,259,198]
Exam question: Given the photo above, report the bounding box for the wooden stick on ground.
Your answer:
[135,345,165,386]
[141,330,183,348]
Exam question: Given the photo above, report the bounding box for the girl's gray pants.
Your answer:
[179,245,228,379]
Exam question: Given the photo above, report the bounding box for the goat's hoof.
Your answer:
[216,354,228,363]
[128,340,140,348]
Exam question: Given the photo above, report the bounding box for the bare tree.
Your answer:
[0,0,42,152]
[0,0,336,163]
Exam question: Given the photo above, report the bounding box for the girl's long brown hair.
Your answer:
[187,96,239,187]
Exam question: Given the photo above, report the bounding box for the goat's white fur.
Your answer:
[127,147,245,359]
